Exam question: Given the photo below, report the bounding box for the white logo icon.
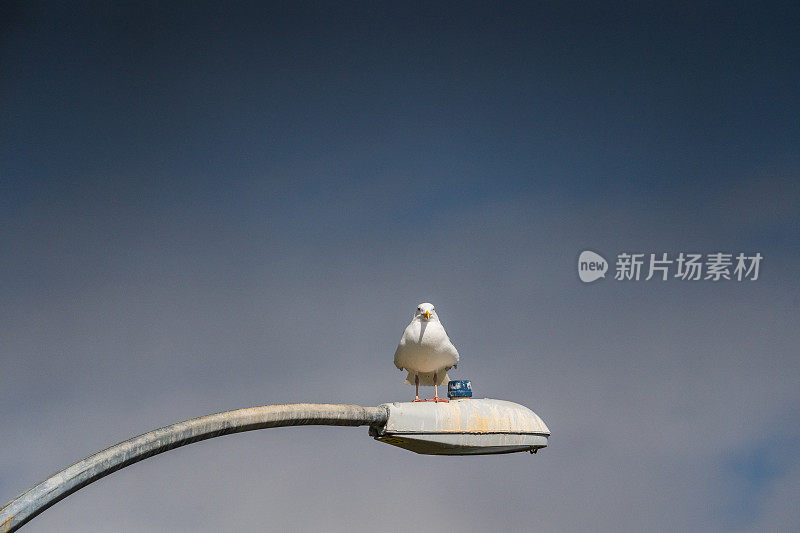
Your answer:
[578,251,608,283]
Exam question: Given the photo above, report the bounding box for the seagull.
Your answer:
[394,302,460,402]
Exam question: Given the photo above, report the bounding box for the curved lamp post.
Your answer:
[1,395,548,532]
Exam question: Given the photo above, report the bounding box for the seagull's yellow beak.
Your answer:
[423,310,431,320]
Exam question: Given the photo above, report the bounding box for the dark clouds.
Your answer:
[2,2,799,531]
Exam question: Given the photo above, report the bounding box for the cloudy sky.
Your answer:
[2,2,798,531]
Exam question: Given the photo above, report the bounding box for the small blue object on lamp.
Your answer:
[447,379,472,399]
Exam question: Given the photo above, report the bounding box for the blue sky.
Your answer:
[2,2,799,531]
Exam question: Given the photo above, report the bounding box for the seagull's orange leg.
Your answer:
[427,372,449,402]
[413,373,423,402]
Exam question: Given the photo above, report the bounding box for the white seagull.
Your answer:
[394,302,460,402]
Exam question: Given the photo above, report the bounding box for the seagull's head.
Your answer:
[415,302,436,321]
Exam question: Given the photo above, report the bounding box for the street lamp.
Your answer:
[0,380,549,532]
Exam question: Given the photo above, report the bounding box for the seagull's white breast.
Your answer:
[394,318,459,374]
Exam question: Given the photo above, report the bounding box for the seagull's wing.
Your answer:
[394,343,404,370]
[451,339,460,367]
[393,330,408,370]
[394,320,417,370]
[439,321,460,367]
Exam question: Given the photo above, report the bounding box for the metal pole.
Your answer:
[0,403,388,533]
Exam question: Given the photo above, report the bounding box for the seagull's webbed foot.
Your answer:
[426,373,450,402]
